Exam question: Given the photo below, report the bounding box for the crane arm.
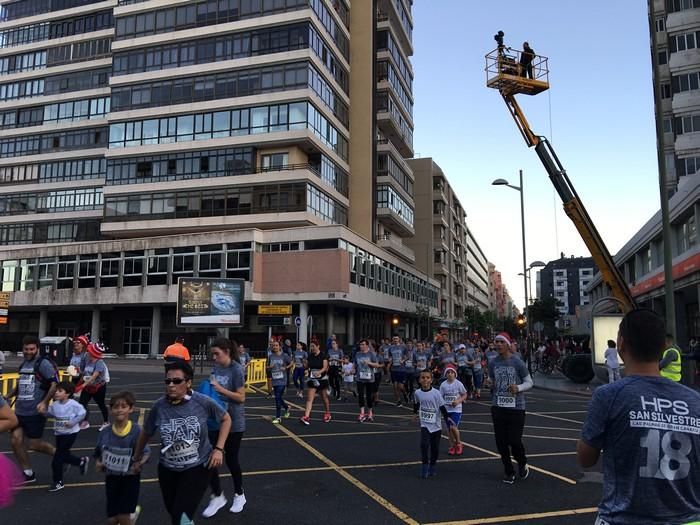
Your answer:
[502,92,636,312]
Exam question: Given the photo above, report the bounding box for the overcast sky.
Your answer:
[411,0,659,309]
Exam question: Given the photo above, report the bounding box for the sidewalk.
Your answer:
[532,371,602,397]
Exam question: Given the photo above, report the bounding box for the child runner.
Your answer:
[413,370,453,478]
[267,340,292,424]
[46,381,89,492]
[292,342,308,399]
[403,342,416,400]
[95,391,149,525]
[341,355,356,400]
[355,340,381,422]
[471,345,484,399]
[79,342,110,431]
[238,345,252,383]
[300,341,331,425]
[439,366,468,456]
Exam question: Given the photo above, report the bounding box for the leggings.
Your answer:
[458,368,474,393]
[491,406,527,476]
[158,463,211,525]
[273,385,288,418]
[357,382,374,410]
[420,427,441,465]
[208,431,244,496]
[473,370,484,390]
[52,433,82,484]
[328,367,342,397]
[293,367,305,390]
[79,384,109,423]
[404,373,415,398]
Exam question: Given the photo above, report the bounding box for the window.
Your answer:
[658,50,668,65]
[661,82,672,99]
[261,153,289,170]
[656,17,665,32]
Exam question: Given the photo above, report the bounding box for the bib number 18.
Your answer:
[639,429,692,481]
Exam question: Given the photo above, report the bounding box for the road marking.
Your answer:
[267,415,419,525]
[423,506,599,524]
[473,400,585,425]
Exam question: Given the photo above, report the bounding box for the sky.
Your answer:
[411,0,660,310]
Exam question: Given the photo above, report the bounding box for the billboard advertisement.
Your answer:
[177,278,244,326]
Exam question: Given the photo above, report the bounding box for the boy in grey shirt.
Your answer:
[413,370,453,479]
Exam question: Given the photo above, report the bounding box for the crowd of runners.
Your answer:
[1,308,700,525]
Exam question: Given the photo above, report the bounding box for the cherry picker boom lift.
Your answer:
[485,37,636,313]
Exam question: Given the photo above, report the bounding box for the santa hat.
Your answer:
[75,334,90,348]
[443,364,457,376]
[87,342,105,359]
[494,332,512,345]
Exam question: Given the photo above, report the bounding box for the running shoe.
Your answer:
[323,412,331,423]
[366,413,374,422]
[455,444,463,456]
[335,396,342,402]
[48,482,64,492]
[202,493,227,518]
[79,421,89,430]
[230,492,246,513]
[428,464,437,477]
[502,473,516,484]
[300,416,310,425]
[283,409,291,419]
[420,464,429,479]
[358,413,366,423]
[131,505,142,524]
[271,417,282,424]
[518,464,530,480]
[297,391,303,398]
[395,400,402,407]
[22,472,36,484]
[79,456,89,475]
[99,422,110,432]
[448,446,456,456]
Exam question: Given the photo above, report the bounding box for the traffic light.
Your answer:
[516,314,526,327]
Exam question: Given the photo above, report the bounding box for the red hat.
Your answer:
[75,335,90,348]
[87,342,104,359]
[443,364,457,376]
[494,332,512,345]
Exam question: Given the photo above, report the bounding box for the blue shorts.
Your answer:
[391,371,406,383]
[446,412,461,427]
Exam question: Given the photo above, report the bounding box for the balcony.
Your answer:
[376,112,413,157]
[672,90,700,113]
[433,184,448,204]
[668,48,700,72]
[377,207,414,237]
[675,132,700,157]
[667,8,700,33]
[432,213,448,228]
[377,232,415,263]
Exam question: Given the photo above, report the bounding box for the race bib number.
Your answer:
[18,374,35,401]
[405,360,413,368]
[272,370,284,380]
[392,358,401,367]
[359,370,373,380]
[102,447,132,474]
[497,395,516,408]
[163,440,198,466]
[416,361,426,371]
[444,394,457,404]
[310,369,322,378]
[419,409,437,424]
[54,417,72,432]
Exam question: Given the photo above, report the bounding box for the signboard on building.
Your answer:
[0,292,9,325]
[176,278,244,327]
[258,304,292,315]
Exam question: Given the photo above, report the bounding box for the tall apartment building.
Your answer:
[0,0,437,354]
[536,254,596,315]
[649,0,700,193]
[488,262,513,319]
[405,158,490,337]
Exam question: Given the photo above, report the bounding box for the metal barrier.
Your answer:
[245,358,267,391]
[1,370,71,400]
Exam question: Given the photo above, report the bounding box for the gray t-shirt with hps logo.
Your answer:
[581,376,700,525]
[268,353,291,387]
[354,352,378,383]
[16,357,58,416]
[145,392,226,471]
[488,355,530,411]
[211,361,245,433]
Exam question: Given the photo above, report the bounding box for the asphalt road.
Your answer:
[0,365,604,525]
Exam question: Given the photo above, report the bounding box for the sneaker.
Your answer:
[420,464,429,479]
[518,464,530,480]
[326,388,332,396]
[202,493,227,518]
[79,456,89,476]
[271,417,282,424]
[358,414,366,423]
[48,482,64,492]
[395,400,402,407]
[99,422,110,432]
[447,446,456,456]
[131,505,142,524]
[323,412,331,423]
[22,472,37,484]
[230,492,246,513]
[283,409,291,419]
[366,413,374,422]
[428,464,437,477]
[455,444,463,456]
[79,421,89,430]
[335,396,342,402]
[297,391,303,398]
[502,473,516,484]
[300,416,310,425]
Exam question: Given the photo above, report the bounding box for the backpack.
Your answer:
[19,355,59,392]
[196,380,227,431]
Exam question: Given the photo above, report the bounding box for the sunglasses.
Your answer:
[164,378,187,385]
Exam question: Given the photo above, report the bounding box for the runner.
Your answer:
[69,334,89,385]
[413,369,453,478]
[9,334,58,484]
[163,336,190,363]
[79,342,110,431]
[577,309,700,525]
[327,340,344,401]
[455,344,473,396]
[300,341,331,425]
[292,342,308,399]
[414,342,431,388]
[133,361,231,525]
[341,355,356,400]
[470,344,484,399]
[403,340,416,400]
[484,343,499,386]
[489,332,533,484]
[202,338,247,517]
[373,345,385,406]
[439,365,468,456]
[0,394,17,433]
[238,344,252,382]
[379,338,391,384]
[388,335,408,406]
[46,381,88,492]
[95,391,148,525]
[354,339,381,422]
[267,340,292,424]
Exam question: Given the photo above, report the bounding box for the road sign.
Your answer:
[294,316,302,327]
[258,304,292,315]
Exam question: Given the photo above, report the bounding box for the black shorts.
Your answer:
[16,414,47,439]
[106,475,140,517]
[306,378,329,390]
[391,371,406,383]
[266,369,272,379]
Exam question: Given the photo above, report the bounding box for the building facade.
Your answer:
[488,262,514,320]
[0,0,437,354]
[649,0,700,193]
[537,254,596,315]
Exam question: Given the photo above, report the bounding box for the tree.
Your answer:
[527,297,561,339]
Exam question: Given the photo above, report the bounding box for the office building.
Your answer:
[536,254,596,315]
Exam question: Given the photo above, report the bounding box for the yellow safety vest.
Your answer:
[660,347,682,382]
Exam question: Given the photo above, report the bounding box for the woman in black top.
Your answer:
[299,342,330,425]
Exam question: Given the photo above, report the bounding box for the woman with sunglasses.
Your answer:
[133,361,231,525]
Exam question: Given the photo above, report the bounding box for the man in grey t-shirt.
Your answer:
[578,309,700,525]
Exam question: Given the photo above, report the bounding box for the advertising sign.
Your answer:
[591,314,624,366]
[177,278,244,327]
[258,304,292,315]
[0,292,9,325]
